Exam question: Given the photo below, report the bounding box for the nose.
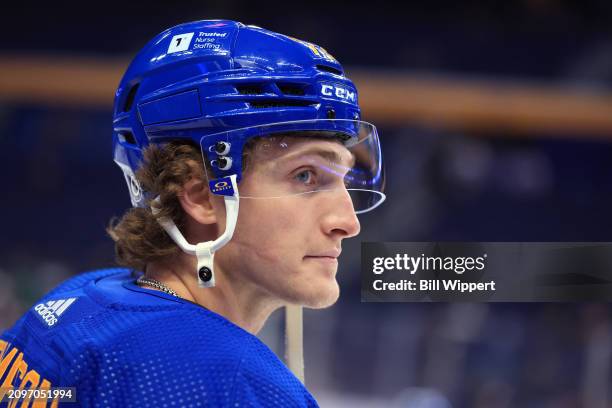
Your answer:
[321,188,361,239]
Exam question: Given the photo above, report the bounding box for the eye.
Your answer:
[294,169,316,186]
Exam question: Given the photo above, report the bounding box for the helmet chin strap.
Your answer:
[150,174,240,288]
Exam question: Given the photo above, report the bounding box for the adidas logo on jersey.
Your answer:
[33,298,77,327]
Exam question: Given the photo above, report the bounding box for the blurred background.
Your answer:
[1,1,612,407]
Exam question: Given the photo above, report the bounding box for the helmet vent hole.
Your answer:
[119,131,136,145]
[277,83,306,96]
[123,83,140,112]
[316,64,342,75]
[236,84,265,95]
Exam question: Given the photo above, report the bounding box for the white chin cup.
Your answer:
[150,174,240,288]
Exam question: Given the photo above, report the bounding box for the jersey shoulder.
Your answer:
[43,267,130,299]
[1,268,132,345]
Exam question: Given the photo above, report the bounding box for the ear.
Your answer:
[177,178,218,225]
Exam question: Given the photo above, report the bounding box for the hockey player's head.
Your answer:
[108,20,385,306]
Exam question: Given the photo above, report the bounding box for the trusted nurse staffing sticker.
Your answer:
[361,242,612,302]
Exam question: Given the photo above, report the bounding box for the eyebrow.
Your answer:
[277,147,356,168]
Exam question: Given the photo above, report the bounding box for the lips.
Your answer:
[304,248,341,259]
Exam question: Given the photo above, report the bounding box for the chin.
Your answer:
[299,279,340,309]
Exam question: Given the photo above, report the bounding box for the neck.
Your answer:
[144,252,283,334]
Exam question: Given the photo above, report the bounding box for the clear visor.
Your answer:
[200,119,385,214]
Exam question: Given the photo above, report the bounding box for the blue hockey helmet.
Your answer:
[113,20,384,210]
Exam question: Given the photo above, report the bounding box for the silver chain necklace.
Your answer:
[136,276,182,299]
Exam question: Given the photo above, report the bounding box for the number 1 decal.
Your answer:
[168,33,194,54]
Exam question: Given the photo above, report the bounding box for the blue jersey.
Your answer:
[0,269,319,407]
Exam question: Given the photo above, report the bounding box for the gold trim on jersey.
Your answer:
[0,340,58,408]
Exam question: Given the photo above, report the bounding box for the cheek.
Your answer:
[231,198,306,263]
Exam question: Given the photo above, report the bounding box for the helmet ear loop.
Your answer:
[151,174,240,288]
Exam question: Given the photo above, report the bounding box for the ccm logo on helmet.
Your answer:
[320,84,356,103]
